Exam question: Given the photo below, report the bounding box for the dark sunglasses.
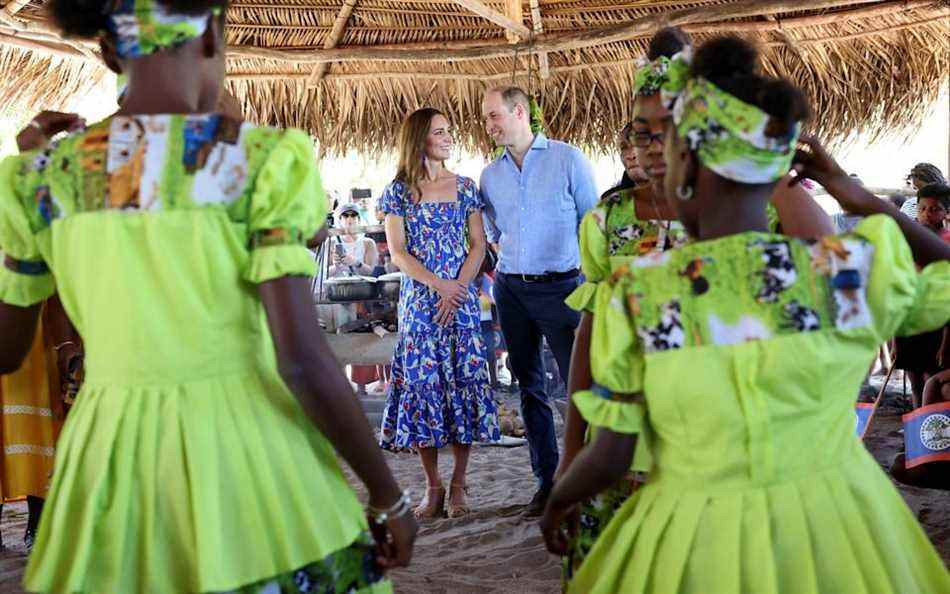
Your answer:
[340,211,360,219]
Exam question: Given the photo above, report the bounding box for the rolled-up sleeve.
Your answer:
[569,148,599,225]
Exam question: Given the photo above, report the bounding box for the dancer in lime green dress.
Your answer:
[543,36,950,594]
[557,28,833,586]
[0,1,416,592]
[559,126,686,584]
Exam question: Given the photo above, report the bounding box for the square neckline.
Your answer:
[413,175,464,207]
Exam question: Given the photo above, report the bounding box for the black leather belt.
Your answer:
[504,269,579,283]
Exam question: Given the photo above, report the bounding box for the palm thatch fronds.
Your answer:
[0,0,947,156]
[0,44,107,121]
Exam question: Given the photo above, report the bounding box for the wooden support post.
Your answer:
[308,0,358,87]
[452,0,530,40]
[505,0,524,44]
[2,0,30,17]
[528,0,549,79]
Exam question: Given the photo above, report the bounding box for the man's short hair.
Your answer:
[489,86,531,113]
[918,183,950,209]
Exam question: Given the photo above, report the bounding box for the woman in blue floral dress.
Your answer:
[379,108,500,519]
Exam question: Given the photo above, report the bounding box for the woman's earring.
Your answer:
[676,184,694,201]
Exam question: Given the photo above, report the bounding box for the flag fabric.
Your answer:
[903,402,950,469]
[855,402,875,439]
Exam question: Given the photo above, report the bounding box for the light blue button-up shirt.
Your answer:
[480,134,599,275]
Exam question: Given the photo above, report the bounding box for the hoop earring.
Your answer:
[676,184,694,201]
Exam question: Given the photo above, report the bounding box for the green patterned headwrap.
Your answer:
[633,55,672,96]
[106,0,220,58]
[661,51,801,184]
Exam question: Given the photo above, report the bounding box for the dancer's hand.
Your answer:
[17,111,85,152]
[792,135,887,217]
[540,497,578,556]
[790,135,846,187]
[369,511,418,569]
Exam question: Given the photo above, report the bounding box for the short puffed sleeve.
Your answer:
[378,181,409,218]
[571,275,653,471]
[459,176,484,218]
[0,153,55,306]
[565,205,611,313]
[243,129,327,284]
[852,215,949,340]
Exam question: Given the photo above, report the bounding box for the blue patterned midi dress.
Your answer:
[379,176,500,451]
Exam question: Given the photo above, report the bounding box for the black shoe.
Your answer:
[525,488,550,517]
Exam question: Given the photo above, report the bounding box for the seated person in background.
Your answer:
[916,183,949,238]
[833,174,867,233]
[890,369,950,490]
[889,194,908,211]
[328,203,378,277]
[893,183,950,407]
[922,369,950,406]
[901,163,947,219]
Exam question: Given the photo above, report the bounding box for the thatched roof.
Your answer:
[0,0,947,156]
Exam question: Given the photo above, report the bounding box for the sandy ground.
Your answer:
[0,379,947,593]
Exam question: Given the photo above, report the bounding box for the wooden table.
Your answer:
[326,332,398,366]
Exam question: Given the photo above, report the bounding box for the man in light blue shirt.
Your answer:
[480,86,598,515]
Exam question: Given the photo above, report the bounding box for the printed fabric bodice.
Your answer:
[567,187,687,313]
[378,177,483,333]
[0,113,326,384]
[580,215,949,486]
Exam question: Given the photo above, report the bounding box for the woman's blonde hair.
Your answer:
[395,107,445,203]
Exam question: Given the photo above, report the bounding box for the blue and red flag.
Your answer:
[903,402,950,469]
[855,402,875,439]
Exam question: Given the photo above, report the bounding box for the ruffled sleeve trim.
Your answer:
[589,278,645,393]
[242,129,326,283]
[577,207,611,283]
[900,260,950,336]
[574,386,653,472]
[244,245,316,284]
[0,265,54,307]
[565,280,598,312]
[378,182,409,217]
[849,214,949,339]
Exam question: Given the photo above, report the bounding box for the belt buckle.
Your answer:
[520,273,535,283]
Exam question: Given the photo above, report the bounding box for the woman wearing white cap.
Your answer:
[329,203,378,278]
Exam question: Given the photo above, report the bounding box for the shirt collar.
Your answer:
[501,132,549,162]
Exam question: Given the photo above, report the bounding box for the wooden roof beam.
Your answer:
[453,0,531,40]
[227,0,898,64]
[528,0,549,79]
[307,0,358,87]
[3,1,30,17]
[504,0,523,43]
[0,30,87,59]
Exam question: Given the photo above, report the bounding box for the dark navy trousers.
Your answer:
[494,272,581,492]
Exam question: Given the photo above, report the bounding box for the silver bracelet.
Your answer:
[367,490,412,525]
